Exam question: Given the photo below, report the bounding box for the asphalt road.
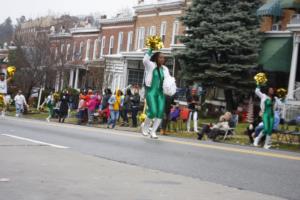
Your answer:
[0,117,299,200]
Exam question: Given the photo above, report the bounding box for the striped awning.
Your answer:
[257,0,282,17]
[280,0,300,8]
[259,37,293,73]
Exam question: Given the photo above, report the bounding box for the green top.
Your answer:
[150,67,164,91]
[264,98,274,115]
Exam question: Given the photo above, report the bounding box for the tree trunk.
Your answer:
[224,89,236,112]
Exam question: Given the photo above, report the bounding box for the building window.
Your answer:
[172,21,179,44]
[127,31,133,52]
[79,41,84,59]
[117,32,124,54]
[109,36,114,54]
[60,44,64,54]
[93,39,98,60]
[128,69,144,87]
[100,36,106,57]
[55,47,58,60]
[72,41,77,61]
[137,27,145,49]
[85,39,91,61]
[66,43,71,60]
[160,21,167,43]
[150,26,156,36]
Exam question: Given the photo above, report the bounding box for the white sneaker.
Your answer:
[150,132,158,139]
[150,118,162,139]
[142,118,151,136]
[263,136,272,150]
[46,118,50,122]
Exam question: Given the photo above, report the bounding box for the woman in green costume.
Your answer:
[254,86,275,149]
[142,48,171,139]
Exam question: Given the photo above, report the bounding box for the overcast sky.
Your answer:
[0,0,137,23]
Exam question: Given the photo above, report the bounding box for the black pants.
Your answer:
[122,109,129,124]
[197,125,226,141]
[131,107,139,127]
[162,111,171,131]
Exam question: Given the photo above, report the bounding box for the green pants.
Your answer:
[146,67,165,119]
[263,99,274,136]
[146,87,165,119]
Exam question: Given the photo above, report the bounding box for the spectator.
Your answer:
[169,103,181,132]
[100,89,112,123]
[58,91,69,123]
[77,94,87,125]
[86,94,97,125]
[187,88,200,133]
[107,90,122,129]
[197,112,232,141]
[131,87,140,128]
[161,95,175,135]
[14,90,28,117]
[121,88,132,127]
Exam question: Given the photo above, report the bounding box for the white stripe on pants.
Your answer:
[187,111,198,132]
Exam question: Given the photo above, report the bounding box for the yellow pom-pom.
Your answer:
[276,88,287,98]
[146,35,164,50]
[138,113,147,123]
[254,73,268,85]
[7,66,16,77]
[53,93,60,101]
[0,94,4,106]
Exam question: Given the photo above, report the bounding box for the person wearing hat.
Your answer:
[0,70,12,117]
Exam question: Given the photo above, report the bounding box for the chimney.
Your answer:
[138,0,144,4]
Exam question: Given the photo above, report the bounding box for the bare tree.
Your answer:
[11,23,55,100]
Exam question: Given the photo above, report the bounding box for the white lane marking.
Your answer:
[1,134,69,149]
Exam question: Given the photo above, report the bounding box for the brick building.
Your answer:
[98,16,136,92]
[49,20,104,91]
[257,0,300,101]
[122,0,190,89]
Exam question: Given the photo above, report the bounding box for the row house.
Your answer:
[49,22,103,91]
[257,0,300,101]
[98,16,136,92]
[123,0,189,88]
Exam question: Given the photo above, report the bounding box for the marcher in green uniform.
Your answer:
[142,48,171,139]
[254,86,275,149]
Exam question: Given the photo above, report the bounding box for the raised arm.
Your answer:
[255,87,265,99]
[143,48,153,70]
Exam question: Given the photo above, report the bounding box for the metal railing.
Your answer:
[283,100,300,122]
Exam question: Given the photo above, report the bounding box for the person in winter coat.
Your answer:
[58,91,69,123]
[121,88,132,127]
[107,90,122,129]
[86,94,97,125]
[131,88,140,128]
[14,90,28,117]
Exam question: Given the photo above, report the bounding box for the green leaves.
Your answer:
[178,0,262,92]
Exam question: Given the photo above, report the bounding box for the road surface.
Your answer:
[0,117,299,200]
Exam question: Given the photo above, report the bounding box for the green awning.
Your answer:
[280,0,300,9]
[259,37,293,73]
[257,0,282,16]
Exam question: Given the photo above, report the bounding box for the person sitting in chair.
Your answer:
[197,112,233,141]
